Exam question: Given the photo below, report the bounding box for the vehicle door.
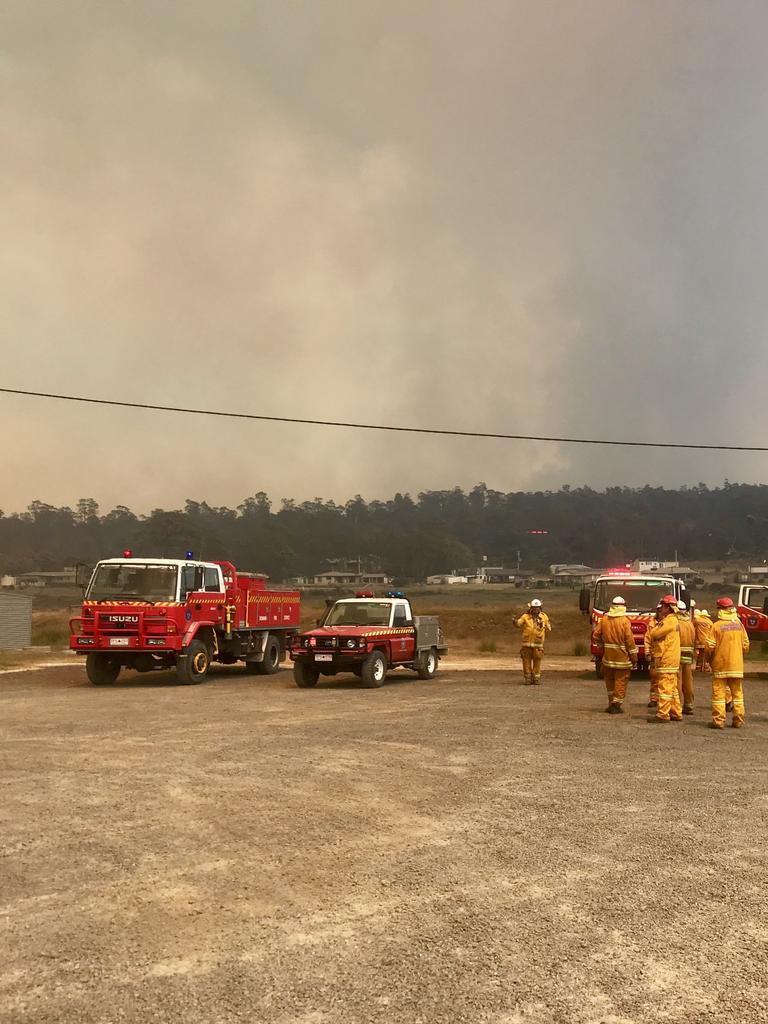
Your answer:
[739,584,768,634]
[181,564,210,627]
[391,601,416,662]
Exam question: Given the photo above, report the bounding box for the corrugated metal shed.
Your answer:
[0,592,33,649]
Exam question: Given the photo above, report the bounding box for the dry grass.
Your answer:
[32,610,72,649]
[24,588,591,658]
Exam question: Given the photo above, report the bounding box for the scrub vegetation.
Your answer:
[2,481,768,581]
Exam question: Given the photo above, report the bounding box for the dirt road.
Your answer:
[2,664,767,1023]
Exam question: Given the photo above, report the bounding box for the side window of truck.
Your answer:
[182,565,204,596]
[393,603,408,627]
[204,567,222,592]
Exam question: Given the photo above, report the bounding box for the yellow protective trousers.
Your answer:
[603,666,630,705]
[712,678,745,728]
[655,672,682,721]
[649,671,660,704]
[521,646,543,683]
[696,648,710,672]
[679,663,694,711]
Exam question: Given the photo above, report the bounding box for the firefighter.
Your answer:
[705,597,749,729]
[647,595,682,723]
[694,607,713,673]
[645,605,662,708]
[677,600,696,715]
[515,599,551,685]
[592,596,638,714]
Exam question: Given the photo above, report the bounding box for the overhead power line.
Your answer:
[1,386,766,452]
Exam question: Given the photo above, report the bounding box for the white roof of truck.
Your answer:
[96,558,221,569]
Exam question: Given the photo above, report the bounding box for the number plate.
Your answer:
[314,654,333,662]
[109,637,130,647]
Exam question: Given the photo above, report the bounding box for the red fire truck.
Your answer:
[736,584,768,639]
[289,590,448,688]
[579,570,690,676]
[70,553,300,685]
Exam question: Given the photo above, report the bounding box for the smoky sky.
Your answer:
[2,0,768,513]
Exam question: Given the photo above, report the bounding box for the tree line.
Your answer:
[1,483,767,581]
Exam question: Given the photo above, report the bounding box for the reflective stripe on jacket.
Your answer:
[592,609,638,669]
[515,612,551,648]
[648,614,681,673]
[706,610,749,678]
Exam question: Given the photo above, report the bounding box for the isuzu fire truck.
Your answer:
[289,590,448,688]
[70,554,300,685]
[580,570,691,676]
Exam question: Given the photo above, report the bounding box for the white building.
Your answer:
[631,559,679,574]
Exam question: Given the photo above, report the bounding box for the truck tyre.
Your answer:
[416,647,438,680]
[256,635,281,675]
[177,640,210,685]
[361,650,387,688]
[86,653,121,686]
[594,657,603,679]
[293,661,319,688]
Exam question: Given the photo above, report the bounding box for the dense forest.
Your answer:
[2,483,768,580]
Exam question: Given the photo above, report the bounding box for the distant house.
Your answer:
[550,564,599,587]
[631,559,679,574]
[16,567,79,587]
[308,571,391,587]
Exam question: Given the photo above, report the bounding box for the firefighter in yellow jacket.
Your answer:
[592,596,638,714]
[705,597,749,729]
[694,608,713,673]
[677,600,696,715]
[515,599,551,685]
[647,594,682,723]
[644,606,662,708]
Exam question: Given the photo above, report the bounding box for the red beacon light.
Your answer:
[355,589,376,598]
[122,549,133,558]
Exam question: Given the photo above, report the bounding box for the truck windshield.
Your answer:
[593,579,671,613]
[325,602,392,626]
[87,564,178,603]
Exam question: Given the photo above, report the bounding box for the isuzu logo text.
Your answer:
[106,615,139,623]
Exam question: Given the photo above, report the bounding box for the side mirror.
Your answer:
[578,587,591,613]
[762,597,768,615]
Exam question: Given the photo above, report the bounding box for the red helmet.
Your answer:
[660,594,678,606]
[716,596,734,609]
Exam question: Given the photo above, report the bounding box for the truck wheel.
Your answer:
[361,650,387,688]
[594,657,603,679]
[416,647,438,680]
[177,640,210,685]
[86,653,121,686]
[256,635,281,675]
[293,661,319,688]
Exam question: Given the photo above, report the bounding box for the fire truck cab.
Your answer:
[70,554,300,685]
[580,571,690,676]
[737,584,768,640]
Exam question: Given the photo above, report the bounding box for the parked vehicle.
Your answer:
[289,590,447,687]
[70,553,300,685]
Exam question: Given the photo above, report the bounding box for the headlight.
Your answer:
[346,639,356,648]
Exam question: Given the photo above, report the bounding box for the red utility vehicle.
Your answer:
[289,590,448,688]
[580,570,690,676]
[70,554,300,685]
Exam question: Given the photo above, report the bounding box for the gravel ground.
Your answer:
[2,663,767,1024]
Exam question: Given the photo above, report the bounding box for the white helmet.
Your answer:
[677,600,687,611]
[530,598,542,608]
[612,596,626,605]
[700,609,710,617]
